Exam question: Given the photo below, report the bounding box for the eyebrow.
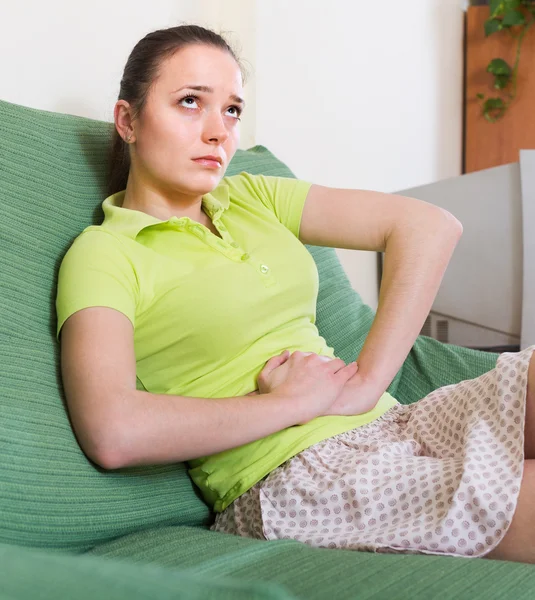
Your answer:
[171,85,245,107]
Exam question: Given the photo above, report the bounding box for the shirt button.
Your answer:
[241,253,250,261]
[260,264,270,274]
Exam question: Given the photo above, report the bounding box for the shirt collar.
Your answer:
[100,181,230,239]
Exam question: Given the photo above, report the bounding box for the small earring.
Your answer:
[125,132,133,143]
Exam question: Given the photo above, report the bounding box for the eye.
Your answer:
[178,95,199,109]
[226,105,242,120]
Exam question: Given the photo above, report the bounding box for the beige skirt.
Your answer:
[210,346,534,558]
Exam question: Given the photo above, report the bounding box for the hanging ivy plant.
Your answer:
[475,0,535,122]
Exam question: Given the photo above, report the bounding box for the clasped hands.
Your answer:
[246,350,381,417]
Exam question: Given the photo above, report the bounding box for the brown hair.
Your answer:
[107,24,245,197]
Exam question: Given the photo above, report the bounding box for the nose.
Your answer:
[202,110,229,145]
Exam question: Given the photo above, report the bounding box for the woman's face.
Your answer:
[128,44,244,198]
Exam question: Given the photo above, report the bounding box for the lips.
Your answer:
[192,155,223,167]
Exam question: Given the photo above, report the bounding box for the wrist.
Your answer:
[265,391,309,427]
[346,373,386,410]
[349,367,388,395]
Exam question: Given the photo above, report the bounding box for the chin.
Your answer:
[189,171,225,193]
[163,164,226,196]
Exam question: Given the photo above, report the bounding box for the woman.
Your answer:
[56,24,535,564]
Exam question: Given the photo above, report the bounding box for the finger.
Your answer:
[324,358,347,371]
[268,350,289,364]
[276,349,290,362]
[339,361,359,379]
[261,350,290,375]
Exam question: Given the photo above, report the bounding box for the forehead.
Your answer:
[155,44,243,92]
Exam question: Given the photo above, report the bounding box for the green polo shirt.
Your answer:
[56,172,399,512]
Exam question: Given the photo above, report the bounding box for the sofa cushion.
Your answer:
[0,541,293,600]
[87,525,535,600]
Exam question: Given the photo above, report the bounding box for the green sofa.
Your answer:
[1,97,534,599]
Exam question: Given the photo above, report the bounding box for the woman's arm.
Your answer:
[111,387,305,469]
[351,205,462,401]
[299,184,463,408]
[60,308,306,470]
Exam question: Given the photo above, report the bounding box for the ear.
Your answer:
[114,100,135,143]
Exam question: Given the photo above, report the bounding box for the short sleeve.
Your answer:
[235,173,313,238]
[55,230,138,342]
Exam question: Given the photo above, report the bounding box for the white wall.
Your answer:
[255,0,465,307]
[0,0,256,147]
[0,0,464,309]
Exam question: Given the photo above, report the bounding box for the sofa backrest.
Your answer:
[0,98,376,551]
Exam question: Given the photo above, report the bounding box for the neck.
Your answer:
[121,176,205,223]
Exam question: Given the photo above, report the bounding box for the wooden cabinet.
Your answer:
[464,6,535,173]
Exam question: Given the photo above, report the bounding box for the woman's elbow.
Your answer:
[80,437,123,470]
[72,418,125,470]
[92,446,125,470]
[436,208,463,241]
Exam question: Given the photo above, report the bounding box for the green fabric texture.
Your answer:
[86,526,535,600]
[0,541,294,600]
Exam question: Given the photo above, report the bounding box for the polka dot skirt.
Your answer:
[211,346,535,558]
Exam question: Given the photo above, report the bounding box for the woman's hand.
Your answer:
[245,350,294,395]
[248,351,383,417]
[252,351,333,395]
[250,350,359,425]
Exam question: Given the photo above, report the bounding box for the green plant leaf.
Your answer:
[485,18,503,35]
[490,0,505,17]
[487,58,512,75]
[502,9,526,26]
[483,97,507,122]
[485,98,505,109]
[476,93,485,100]
[494,74,511,88]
